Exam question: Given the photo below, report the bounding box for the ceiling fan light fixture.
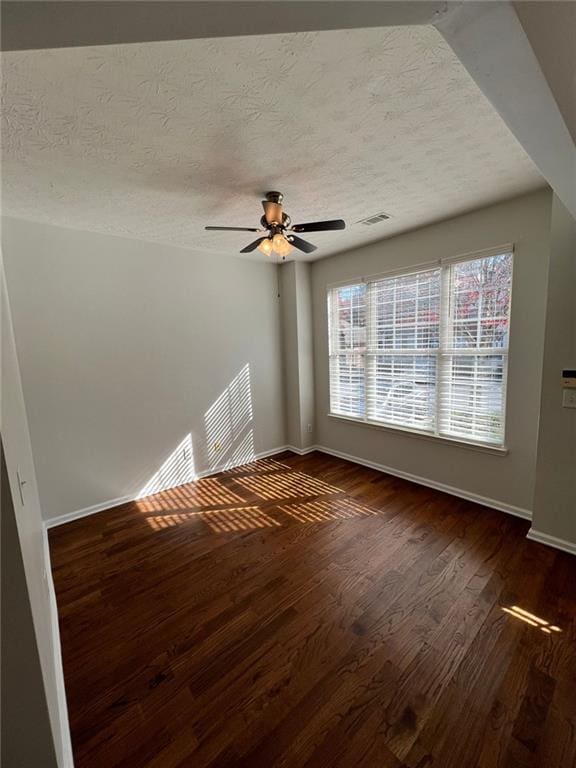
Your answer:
[272,232,292,256]
[257,237,273,256]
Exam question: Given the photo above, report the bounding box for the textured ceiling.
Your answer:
[2,26,544,261]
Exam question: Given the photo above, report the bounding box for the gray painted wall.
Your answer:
[1,257,71,765]
[532,194,576,543]
[2,218,286,520]
[311,189,553,515]
[296,263,316,451]
[3,188,573,548]
[1,441,58,768]
[280,262,300,448]
[1,1,445,51]
[280,262,315,451]
[514,0,576,144]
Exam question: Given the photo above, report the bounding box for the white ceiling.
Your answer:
[2,25,544,261]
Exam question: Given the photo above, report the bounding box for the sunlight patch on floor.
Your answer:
[136,476,244,512]
[502,605,562,634]
[233,470,341,501]
[146,505,281,533]
[278,497,379,524]
[223,457,291,475]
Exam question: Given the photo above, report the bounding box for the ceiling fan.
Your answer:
[205,191,345,258]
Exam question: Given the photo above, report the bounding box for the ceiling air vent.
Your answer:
[357,212,391,226]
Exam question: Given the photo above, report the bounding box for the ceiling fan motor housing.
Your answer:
[260,214,290,231]
[265,191,283,204]
[262,191,291,230]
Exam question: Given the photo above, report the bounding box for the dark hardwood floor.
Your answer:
[49,451,576,768]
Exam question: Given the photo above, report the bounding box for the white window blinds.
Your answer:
[328,283,367,418]
[328,250,513,447]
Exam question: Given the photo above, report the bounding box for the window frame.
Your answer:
[327,245,514,451]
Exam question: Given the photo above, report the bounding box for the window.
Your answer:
[328,250,513,447]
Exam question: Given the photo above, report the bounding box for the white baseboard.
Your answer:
[526,528,576,556]
[45,446,289,529]
[45,494,135,529]
[41,527,75,767]
[314,445,532,521]
[45,441,535,531]
[285,444,319,456]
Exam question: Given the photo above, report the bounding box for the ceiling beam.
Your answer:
[434,1,576,219]
[1,1,453,51]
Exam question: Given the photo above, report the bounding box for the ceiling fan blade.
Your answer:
[291,219,345,233]
[205,226,261,232]
[240,237,267,253]
[289,235,317,254]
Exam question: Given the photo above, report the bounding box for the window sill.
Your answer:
[327,413,509,456]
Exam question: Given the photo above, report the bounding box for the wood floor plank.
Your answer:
[49,450,576,767]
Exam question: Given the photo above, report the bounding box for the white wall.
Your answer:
[532,194,576,546]
[1,256,72,766]
[279,261,315,451]
[2,218,285,521]
[311,189,553,515]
